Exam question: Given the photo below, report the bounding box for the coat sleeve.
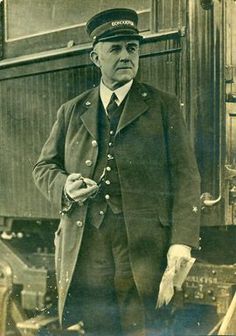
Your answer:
[161,94,201,249]
[32,104,68,213]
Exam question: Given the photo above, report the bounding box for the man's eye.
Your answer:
[110,47,120,52]
[127,46,137,53]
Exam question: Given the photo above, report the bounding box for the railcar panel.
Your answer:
[0,65,100,218]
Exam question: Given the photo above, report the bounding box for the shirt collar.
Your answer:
[100,79,133,112]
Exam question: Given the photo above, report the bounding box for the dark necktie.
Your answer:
[107,93,118,118]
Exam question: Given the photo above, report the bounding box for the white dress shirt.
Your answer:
[100,80,133,114]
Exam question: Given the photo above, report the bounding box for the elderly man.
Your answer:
[33,8,201,336]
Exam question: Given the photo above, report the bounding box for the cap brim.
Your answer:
[95,33,143,44]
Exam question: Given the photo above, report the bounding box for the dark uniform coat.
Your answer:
[33,81,201,323]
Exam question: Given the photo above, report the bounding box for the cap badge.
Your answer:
[111,20,134,27]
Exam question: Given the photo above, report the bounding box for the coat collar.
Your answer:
[79,81,149,139]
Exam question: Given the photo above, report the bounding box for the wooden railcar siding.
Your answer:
[0,67,99,218]
[186,0,225,226]
[155,0,185,31]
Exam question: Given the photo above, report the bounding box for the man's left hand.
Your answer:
[156,244,192,308]
[167,244,191,274]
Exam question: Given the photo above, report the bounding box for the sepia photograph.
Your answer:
[0,1,236,335]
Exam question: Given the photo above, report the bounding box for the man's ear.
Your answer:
[90,49,100,68]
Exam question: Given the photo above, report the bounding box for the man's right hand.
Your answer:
[64,173,99,204]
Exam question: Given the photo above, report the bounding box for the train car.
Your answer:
[0,0,235,335]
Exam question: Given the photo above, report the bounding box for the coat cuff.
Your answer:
[60,188,75,214]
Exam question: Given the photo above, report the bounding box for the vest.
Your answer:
[87,98,126,228]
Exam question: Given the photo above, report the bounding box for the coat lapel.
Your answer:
[116,81,149,135]
[80,86,100,140]
[79,82,149,138]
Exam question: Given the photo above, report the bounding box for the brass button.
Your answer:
[108,142,113,147]
[106,166,111,171]
[110,130,114,135]
[107,154,113,160]
[192,206,198,213]
[85,101,91,106]
[99,210,104,216]
[92,140,98,147]
[105,194,110,200]
[85,160,93,167]
[105,180,111,185]
[76,220,83,227]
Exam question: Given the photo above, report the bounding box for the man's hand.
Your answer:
[65,173,99,205]
[156,244,193,308]
[167,244,191,274]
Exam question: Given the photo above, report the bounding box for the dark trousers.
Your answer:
[63,208,146,336]
[62,208,173,336]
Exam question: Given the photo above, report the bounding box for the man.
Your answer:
[33,8,201,336]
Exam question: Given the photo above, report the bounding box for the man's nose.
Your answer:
[120,48,130,61]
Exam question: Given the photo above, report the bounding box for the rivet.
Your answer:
[85,101,91,106]
[142,92,147,97]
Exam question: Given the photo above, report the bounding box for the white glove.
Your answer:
[167,244,191,275]
[156,244,191,308]
[64,173,99,205]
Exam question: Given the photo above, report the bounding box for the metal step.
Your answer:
[16,315,58,330]
[16,315,85,335]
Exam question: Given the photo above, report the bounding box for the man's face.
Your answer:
[90,39,140,90]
